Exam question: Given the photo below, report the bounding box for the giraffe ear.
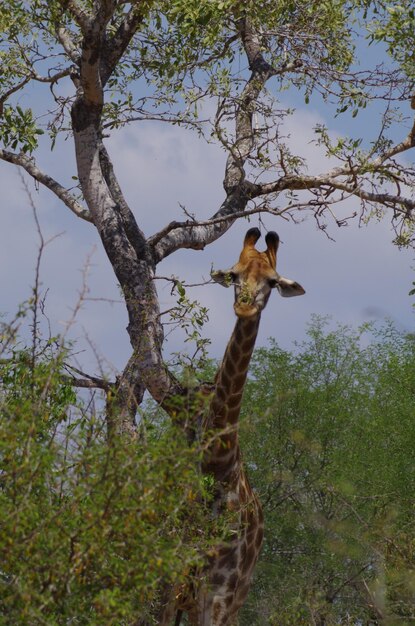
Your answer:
[211,269,236,288]
[276,276,305,297]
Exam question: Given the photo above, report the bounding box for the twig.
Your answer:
[62,363,113,391]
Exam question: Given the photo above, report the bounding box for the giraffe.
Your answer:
[162,227,305,626]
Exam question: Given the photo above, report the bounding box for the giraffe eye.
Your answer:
[267,278,279,288]
[229,272,238,283]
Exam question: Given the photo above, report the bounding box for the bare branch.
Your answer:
[32,67,74,85]
[0,78,31,111]
[246,170,415,218]
[18,172,46,375]
[102,113,209,130]
[58,0,92,32]
[149,192,245,263]
[98,142,147,257]
[372,116,415,164]
[0,68,73,113]
[0,149,92,222]
[329,183,415,217]
[57,26,81,64]
[148,202,292,260]
[101,3,148,85]
[61,373,113,390]
[63,363,113,391]
[245,116,415,219]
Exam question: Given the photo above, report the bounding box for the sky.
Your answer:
[0,79,414,380]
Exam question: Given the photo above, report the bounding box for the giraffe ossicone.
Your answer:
[163,228,304,626]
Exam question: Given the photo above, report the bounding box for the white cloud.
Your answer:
[107,121,226,235]
[0,104,413,380]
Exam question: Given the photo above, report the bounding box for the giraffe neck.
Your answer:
[212,315,260,428]
[204,315,260,480]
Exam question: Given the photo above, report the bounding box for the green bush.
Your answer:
[0,321,211,625]
[2,313,414,625]
[240,317,415,625]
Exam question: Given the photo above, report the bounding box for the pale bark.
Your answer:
[1,2,415,426]
[0,149,91,222]
[67,12,291,430]
[68,6,185,432]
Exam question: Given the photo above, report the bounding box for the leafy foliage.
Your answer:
[0,0,414,255]
[1,105,44,153]
[0,1,415,622]
[1,308,415,624]
[240,317,415,625]
[368,1,415,80]
[0,319,214,625]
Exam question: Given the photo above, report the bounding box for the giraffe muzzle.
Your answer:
[234,301,259,318]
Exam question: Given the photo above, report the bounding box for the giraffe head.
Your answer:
[211,227,305,318]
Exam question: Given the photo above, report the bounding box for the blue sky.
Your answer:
[0,55,414,378]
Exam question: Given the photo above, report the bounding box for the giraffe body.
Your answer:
[161,228,304,626]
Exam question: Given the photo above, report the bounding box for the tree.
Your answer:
[1,0,415,623]
[1,0,415,420]
[240,317,415,625]
[0,315,215,625]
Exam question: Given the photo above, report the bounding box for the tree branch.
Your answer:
[149,190,248,263]
[101,3,148,85]
[31,67,74,85]
[72,1,116,106]
[245,115,415,218]
[223,18,302,193]
[59,0,92,33]
[149,18,304,263]
[98,141,148,258]
[61,374,113,390]
[56,26,81,64]
[223,18,276,192]
[0,149,92,222]
[246,169,415,217]
[0,78,30,111]
[148,202,292,262]
[0,68,73,112]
